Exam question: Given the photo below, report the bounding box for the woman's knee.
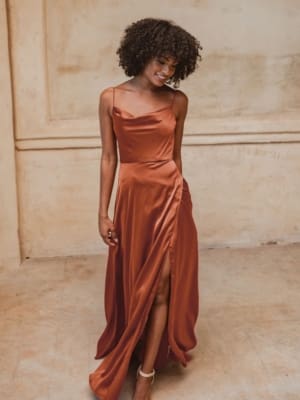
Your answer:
[153,251,171,306]
[154,276,170,306]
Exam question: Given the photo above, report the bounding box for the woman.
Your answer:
[89,18,203,400]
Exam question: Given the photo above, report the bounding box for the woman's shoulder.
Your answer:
[171,87,188,106]
[98,82,133,102]
[161,85,187,105]
[100,80,133,94]
[163,84,187,98]
[99,86,114,98]
[98,86,116,110]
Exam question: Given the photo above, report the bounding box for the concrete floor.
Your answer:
[1,243,300,400]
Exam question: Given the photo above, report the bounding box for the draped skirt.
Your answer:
[89,159,199,400]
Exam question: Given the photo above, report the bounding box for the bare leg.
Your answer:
[133,252,171,400]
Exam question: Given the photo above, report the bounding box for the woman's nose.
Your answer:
[162,65,171,75]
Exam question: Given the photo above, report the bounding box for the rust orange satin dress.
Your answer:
[89,87,199,400]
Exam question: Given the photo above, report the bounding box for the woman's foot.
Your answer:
[133,365,155,400]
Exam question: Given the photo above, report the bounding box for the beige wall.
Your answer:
[1,0,300,265]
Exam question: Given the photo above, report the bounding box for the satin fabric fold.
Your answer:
[89,101,199,400]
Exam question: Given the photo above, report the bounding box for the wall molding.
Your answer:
[15,130,300,150]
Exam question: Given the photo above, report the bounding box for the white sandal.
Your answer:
[136,364,156,385]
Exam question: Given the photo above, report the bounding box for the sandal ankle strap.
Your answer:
[137,364,155,378]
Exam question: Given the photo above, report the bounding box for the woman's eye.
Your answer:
[156,58,177,69]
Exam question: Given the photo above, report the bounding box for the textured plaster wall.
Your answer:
[1,0,300,261]
[17,143,300,258]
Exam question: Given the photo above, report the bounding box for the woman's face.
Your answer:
[141,54,178,87]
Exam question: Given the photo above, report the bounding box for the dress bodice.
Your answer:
[111,87,177,163]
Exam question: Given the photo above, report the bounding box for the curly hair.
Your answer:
[116,18,203,87]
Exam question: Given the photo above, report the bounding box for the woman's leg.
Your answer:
[133,251,171,399]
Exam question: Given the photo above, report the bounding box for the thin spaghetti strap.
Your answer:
[112,86,115,108]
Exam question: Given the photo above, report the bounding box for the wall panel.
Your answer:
[5,0,300,257]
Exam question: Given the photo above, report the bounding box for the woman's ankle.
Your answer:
[137,364,155,384]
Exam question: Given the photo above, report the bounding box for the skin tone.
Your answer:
[98,54,188,399]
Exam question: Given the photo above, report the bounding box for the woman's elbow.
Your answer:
[101,152,118,166]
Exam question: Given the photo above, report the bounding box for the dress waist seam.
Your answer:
[120,158,173,164]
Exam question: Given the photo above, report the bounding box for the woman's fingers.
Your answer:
[98,216,118,246]
[108,229,118,246]
[102,234,115,246]
[109,229,118,243]
[103,228,118,246]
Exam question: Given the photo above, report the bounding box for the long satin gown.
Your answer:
[89,87,199,400]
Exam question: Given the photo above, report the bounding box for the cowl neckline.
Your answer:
[112,105,175,120]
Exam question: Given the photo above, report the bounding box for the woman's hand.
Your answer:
[98,215,118,246]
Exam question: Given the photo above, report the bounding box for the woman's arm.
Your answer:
[172,90,188,174]
[98,87,118,246]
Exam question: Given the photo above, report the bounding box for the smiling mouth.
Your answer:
[155,73,168,81]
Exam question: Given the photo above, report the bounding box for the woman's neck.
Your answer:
[127,76,161,93]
